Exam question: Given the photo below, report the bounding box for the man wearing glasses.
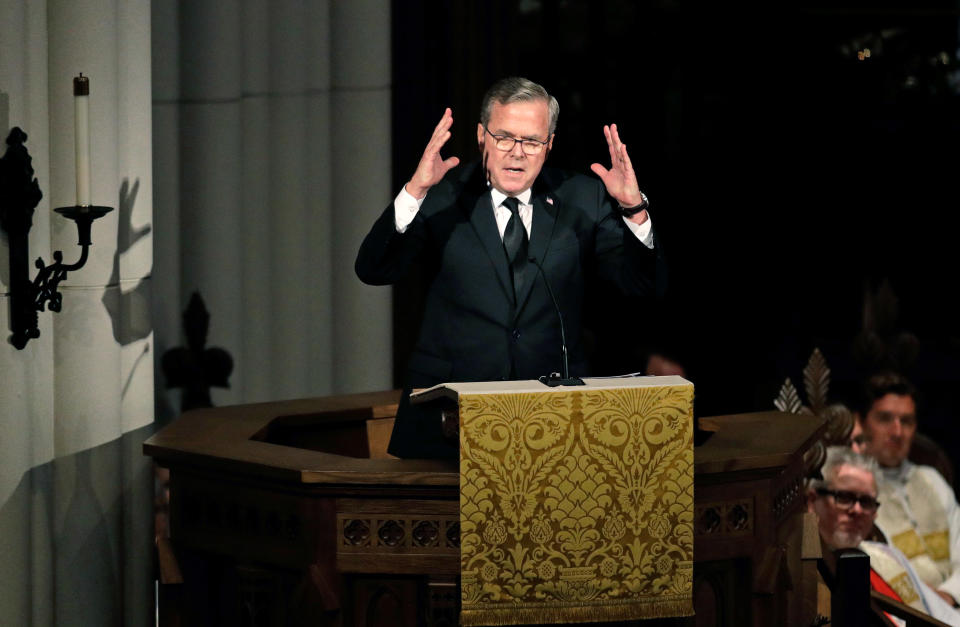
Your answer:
[808,446,960,625]
[356,76,663,459]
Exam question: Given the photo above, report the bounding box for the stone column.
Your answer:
[178,0,244,405]
[45,1,126,619]
[151,0,182,421]
[116,3,155,621]
[239,0,274,401]
[48,0,154,623]
[304,0,333,395]
[0,4,54,623]
[267,0,310,400]
[0,0,154,624]
[330,0,393,393]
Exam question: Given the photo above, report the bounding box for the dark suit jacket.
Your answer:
[355,161,665,458]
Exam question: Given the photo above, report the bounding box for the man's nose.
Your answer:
[890,419,903,437]
[509,141,525,157]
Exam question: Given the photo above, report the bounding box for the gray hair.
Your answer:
[480,77,559,136]
[810,445,879,492]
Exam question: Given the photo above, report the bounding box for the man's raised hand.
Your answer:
[590,124,646,217]
[405,108,461,199]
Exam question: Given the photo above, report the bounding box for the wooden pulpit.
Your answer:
[144,388,825,626]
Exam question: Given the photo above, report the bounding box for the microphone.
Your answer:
[528,256,585,387]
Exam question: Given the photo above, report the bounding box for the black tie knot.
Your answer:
[502,196,521,217]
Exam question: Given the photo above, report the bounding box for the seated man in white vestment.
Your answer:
[857,373,960,608]
[808,446,960,625]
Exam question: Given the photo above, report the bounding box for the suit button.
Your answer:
[511,329,521,342]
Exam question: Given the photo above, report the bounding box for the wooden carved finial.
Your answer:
[774,348,855,479]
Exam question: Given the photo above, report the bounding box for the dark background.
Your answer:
[389,0,960,463]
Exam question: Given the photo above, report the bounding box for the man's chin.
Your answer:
[491,178,529,196]
[865,443,907,468]
[830,530,866,550]
[875,452,907,468]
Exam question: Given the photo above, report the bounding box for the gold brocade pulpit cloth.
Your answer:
[453,377,694,626]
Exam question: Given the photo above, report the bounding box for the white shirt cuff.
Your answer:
[623,214,654,249]
[394,186,426,233]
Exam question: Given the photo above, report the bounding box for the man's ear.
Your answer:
[806,489,817,514]
[477,123,485,149]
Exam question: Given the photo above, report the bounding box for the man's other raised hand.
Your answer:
[590,124,647,223]
[405,108,461,199]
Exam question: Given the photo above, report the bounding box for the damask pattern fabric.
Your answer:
[861,541,926,611]
[458,382,694,625]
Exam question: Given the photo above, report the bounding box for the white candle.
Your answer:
[74,74,90,206]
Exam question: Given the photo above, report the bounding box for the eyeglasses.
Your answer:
[483,126,550,155]
[816,488,880,512]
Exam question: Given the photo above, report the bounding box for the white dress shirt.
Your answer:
[393,185,655,249]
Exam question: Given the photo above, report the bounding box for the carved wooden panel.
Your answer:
[336,499,460,575]
[426,578,459,627]
[695,499,754,537]
[170,470,322,570]
[692,559,752,627]
[339,516,460,552]
[349,577,419,627]
[773,473,804,522]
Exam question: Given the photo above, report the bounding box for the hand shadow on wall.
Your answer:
[101,178,151,347]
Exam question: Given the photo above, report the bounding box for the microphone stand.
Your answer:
[528,256,585,387]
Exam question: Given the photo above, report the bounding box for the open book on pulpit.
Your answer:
[412,375,695,626]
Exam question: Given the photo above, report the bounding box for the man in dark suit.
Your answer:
[356,77,664,459]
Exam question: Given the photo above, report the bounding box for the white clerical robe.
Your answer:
[875,461,960,603]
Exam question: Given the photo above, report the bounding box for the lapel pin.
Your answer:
[546,197,554,205]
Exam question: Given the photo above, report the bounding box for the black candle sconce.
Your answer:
[0,127,113,349]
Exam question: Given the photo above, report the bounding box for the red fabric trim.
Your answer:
[871,568,904,602]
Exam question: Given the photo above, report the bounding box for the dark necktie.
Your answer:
[501,196,528,305]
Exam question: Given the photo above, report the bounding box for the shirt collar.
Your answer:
[880,460,914,483]
[490,186,533,209]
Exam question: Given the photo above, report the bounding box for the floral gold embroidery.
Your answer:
[923,530,950,562]
[459,384,694,624]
